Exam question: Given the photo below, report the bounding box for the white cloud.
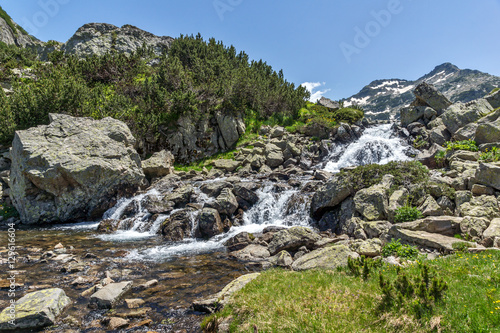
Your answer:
[301,82,331,103]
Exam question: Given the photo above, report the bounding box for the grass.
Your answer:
[174,150,236,172]
[205,250,500,333]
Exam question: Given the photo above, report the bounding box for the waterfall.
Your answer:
[322,123,414,173]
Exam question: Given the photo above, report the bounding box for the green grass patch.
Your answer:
[207,250,500,332]
[0,204,19,219]
[381,239,420,260]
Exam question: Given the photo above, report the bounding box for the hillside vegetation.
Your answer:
[0,34,310,154]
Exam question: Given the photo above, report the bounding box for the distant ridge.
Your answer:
[343,63,500,121]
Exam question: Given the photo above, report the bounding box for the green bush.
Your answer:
[382,239,419,260]
[434,149,446,167]
[332,107,364,124]
[394,205,423,223]
[445,139,478,152]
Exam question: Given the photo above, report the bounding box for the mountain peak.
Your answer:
[344,63,500,121]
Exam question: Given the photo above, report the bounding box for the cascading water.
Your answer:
[125,182,313,261]
[322,123,415,173]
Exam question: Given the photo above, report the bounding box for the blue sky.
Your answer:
[2,0,500,101]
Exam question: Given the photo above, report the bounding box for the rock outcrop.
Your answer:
[10,114,146,224]
[64,23,174,57]
[0,7,39,48]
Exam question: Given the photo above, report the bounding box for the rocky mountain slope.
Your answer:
[0,6,173,57]
[0,6,40,47]
[344,63,500,121]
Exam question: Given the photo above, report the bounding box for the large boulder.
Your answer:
[483,218,500,245]
[475,119,500,145]
[475,163,500,191]
[0,288,71,331]
[353,183,389,221]
[9,114,146,224]
[485,89,500,109]
[161,208,195,241]
[209,188,238,216]
[388,227,468,251]
[413,82,452,114]
[141,150,174,179]
[441,99,493,134]
[196,208,223,238]
[268,227,322,255]
[400,106,425,127]
[291,245,359,271]
[310,176,354,219]
[265,144,284,168]
[216,111,246,150]
[392,216,463,236]
[458,195,500,220]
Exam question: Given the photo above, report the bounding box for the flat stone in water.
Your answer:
[90,281,133,309]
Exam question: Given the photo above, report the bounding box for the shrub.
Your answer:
[382,239,419,260]
[332,107,364,124]
[445,139,478,152]
[338,161,429,193]
[394,205,423,223]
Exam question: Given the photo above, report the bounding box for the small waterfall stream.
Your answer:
[322,123,415,173]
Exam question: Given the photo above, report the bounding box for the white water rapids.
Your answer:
[89,123,414,261]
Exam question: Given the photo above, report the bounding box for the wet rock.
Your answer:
[232,183,259,206]
[291,245,359,271]
[107,317,129,330]
[142,195,174,214]
[9,113,146,224]
[310,176,354,219]
[165,186,193,208]
[199,181,233,197]
[268,226,322,255]
[314,170,332,181]
[161,208,195,242]
[224,232,254,252]
[0,288,71,331]
[125,299,145,309]
[212,188,238,216]
[195,208,223,238]
[142,150,174,179]
[90,281,133,309]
